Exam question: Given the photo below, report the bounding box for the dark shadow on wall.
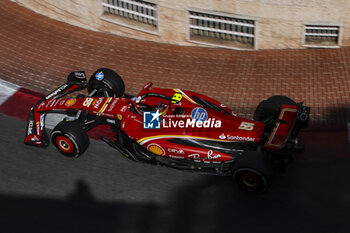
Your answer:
[233,104,350,126]
[322,104,350,125]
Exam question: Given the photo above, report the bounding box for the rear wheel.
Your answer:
[88,68,125,97]
[233,151,273,193]
[254,95,296,122]
[51,120,90,158]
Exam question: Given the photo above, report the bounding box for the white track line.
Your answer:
[0,79,19,105]
[0,78,64,129]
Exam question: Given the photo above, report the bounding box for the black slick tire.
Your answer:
[51,120,90,158]
[88,68,125,97]
[253,95,296,122]
[233,151,273,193]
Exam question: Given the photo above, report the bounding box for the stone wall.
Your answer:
[13,0,350,49]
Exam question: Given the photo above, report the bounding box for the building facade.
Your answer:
[14,0,350,50]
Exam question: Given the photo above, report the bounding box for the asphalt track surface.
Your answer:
[0,114,349,233]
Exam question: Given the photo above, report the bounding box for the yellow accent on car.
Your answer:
[137,134,231,145]
[171,93,183,103]
[172,89,197,104]
[99,98,111,113]
[266,108,297,147]
[65,99,76,107]
[148,145,164,156]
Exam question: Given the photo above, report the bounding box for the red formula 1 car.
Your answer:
[24,68,310,192]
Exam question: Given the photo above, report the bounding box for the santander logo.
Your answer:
[219,133,255,142]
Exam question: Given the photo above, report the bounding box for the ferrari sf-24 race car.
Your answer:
[24,68,310,192]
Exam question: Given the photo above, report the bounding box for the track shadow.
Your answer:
[1,160,350,233]
[319,104,350,125]
[166,160,350,233]
[0,180,158,233]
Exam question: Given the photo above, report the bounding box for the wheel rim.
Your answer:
[90,81,116,97]
[240,171,260,188]
[56,136,74,154]
[235,169,266,192]
[93,86,113,97]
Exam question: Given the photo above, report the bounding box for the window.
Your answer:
[303,23,341,47]
[101,0,158,34]
[188,10,256,49]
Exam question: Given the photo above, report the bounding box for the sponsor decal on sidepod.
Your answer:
[219,133,255,142]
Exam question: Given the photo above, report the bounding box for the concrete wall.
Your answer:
[13,0,350,49]
[234,0,350,49]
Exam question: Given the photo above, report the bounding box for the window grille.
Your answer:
[188,10,256,49]
[101,0,158,33]
[303,24,341,47]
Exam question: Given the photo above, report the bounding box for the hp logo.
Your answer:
[191,107,208,122]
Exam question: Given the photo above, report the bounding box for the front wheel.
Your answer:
[88,68,125,97]
[51,120,90,158]
[233,151,273,193]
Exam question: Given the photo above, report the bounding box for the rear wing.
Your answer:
[24,71,88,147]
[264,103,310,150]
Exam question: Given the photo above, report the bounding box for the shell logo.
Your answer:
[147,143,165,156]
[65,99,76,107]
